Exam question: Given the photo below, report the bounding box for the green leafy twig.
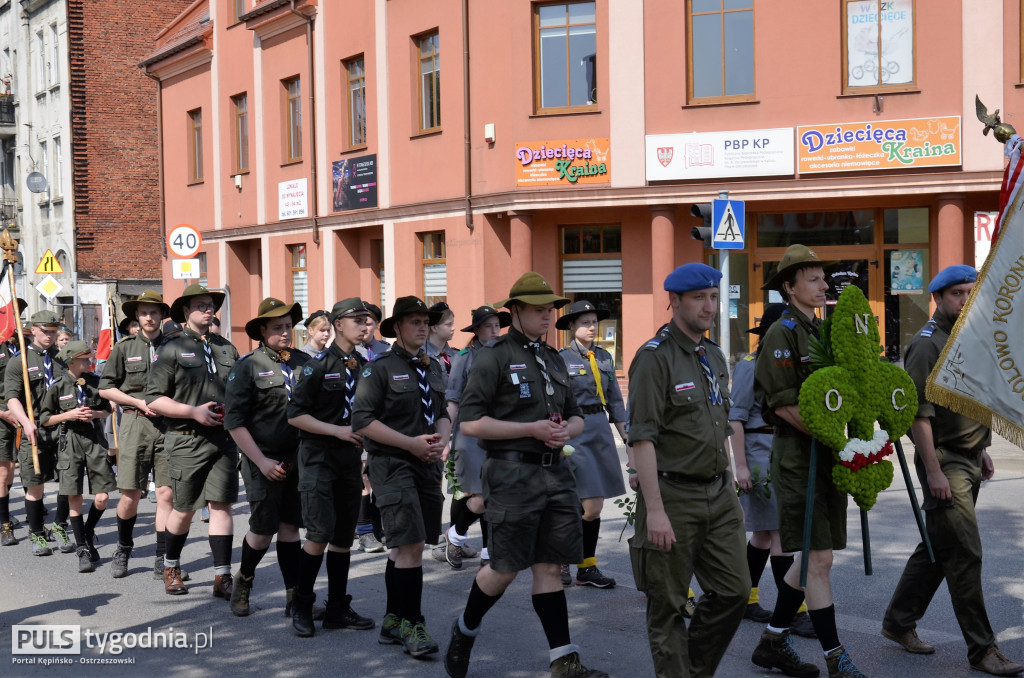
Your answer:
[614,468,637,541]
[735,464,772,505]
[444,450,466,501]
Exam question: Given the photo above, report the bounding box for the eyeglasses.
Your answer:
[190,302,216,312]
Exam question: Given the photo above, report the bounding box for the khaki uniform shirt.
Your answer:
[225,345,309,457]
[459,327,582,455]
[39,372,110,441]
[99,332,162,403]
[627,321,732,478]
[5,344,67,426]
[905,310,991,453]
[754,306,819,427]
[286,343,362,446]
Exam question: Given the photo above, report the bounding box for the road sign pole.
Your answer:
[717,190,730,367]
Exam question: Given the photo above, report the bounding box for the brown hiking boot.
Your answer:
[881,627,935,654]
[971,646,1024,676]
[212,573,234,599]
[230,572,254,616]
[752,628,820,677]
[1,522,17,546]
[824,646,866,678]
[550,652,608,678]
[163,566,187,595]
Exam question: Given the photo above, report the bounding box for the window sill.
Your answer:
[411,129,442,140]
[682,98,759,109]
[51,196,62,205]
[187,180,205,186]
[341,144,368,154]
[837,88,920,98]
[529,108,602,119]
[1013,82,1024,89]
[232,170,250,176]
[281,159,303,168]
[48,82,60,93]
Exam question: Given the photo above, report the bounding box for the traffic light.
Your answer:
[690,203,713,247]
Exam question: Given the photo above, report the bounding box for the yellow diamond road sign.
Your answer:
[36,274,63,301]
[35,249,63,274]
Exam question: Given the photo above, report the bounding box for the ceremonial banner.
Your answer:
[927,135,1024,446]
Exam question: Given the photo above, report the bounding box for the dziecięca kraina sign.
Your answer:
[514,139,610,187]
[797,116,961,174]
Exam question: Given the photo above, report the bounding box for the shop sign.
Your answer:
[278,178,308,221]
[332,154,378,211]
[975,211,999,270]
[645,128,794,181]
[797,116,961,174]
[515,138,610,187]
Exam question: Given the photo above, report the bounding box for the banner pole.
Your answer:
[0,231,39,474]
[895,438,935,563]
[799,438,818,588]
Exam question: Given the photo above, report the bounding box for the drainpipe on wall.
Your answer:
[290,0,319,245]
[462,0,473,231]
[143,70,168,261]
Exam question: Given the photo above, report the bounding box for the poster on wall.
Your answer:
[332,154,378,211]
[890,249,923,295]
[515,139,610,187]
[845,0,913,88]
[278,178,308,221]
[797,117,961,174]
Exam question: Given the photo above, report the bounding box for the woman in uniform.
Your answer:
[425,303,457,382]
[556,300,626,589]
[299,310,332,358]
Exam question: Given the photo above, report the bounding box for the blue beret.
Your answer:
[928,264,977,294]
[664,263,722,293]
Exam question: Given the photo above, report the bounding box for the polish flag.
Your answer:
[95,305,113,362]
[0,262,18,343]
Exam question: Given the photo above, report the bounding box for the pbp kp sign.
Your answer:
[12,625,82,654]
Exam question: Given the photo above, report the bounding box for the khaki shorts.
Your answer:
[772,433,847,553]
[17,437,56,487]
[0,422,16,463]
[241,452,302,536]
[56,432,117,496]
[482,457,583,573]
[297,441,361,545]
[116,412,170,490]
[165,429,239,512]
[366,453,443,548]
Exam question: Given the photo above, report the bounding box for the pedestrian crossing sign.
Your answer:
[712,199,745,250]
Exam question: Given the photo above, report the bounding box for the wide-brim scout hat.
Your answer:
[57,340,92,363]
[363,302,383,323]
[245,297,303,342]
[761,244,837,291]
[555,299,609,330]
[330,297,371,323]
[748,303,788,336]
[461,305,511,333]
[494,272,569,310]
[123,289,170,322]
[380,296,441,338]
[117,317,135,335]
[170,284,226,323]
[30,310,61,328]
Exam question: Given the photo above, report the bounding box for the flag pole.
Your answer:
[0,230,39,474]
[107,295,119,460]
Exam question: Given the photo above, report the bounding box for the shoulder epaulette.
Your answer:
[920,319,937,338]
[457,348,469,355]
[780,318,797,330]
[313,350,327,361]
[641,327,672,352]
[237,351,254,363]
[743,354,756,362]
[705,337,720,347]
[118,335,132,343]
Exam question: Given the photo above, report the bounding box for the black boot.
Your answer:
[323,594,374,630]
[291,591,317,637]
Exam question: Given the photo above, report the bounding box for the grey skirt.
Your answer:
[566,412,626,499]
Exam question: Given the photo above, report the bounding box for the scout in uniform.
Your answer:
[358,302,391,362]
[0,298,28,546]
[352,296,451,658]
[299,310,331,358]
[625,264,748,678]
[438,305,510,569]
[146,284,239,596]
[6,310,68,556]
[556,300,627,589]
[354,302,389,551]
[99,290,176,579]
[751,244,860,678]
[39,341,114,573]
[284,298,375,635]
[426,302,457,381]
[223,298,311,617]
[730,304,815,637]
[445,273,606,678]
[881,265,1023,677]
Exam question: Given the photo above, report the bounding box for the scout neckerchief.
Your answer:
[342,349,358,419]
[263,346,295,401]
[695,345,723,405]
[43,351,56,387]
[528,341,556,397]
[573,339,606,407]
[75,377,87,407]
[200,335,217,375]
[412,352,434,427]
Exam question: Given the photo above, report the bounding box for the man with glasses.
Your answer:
[146,284,239,596]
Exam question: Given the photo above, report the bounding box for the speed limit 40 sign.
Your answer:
[167,224,203,259]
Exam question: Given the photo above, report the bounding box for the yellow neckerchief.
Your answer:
[574,339,606,407]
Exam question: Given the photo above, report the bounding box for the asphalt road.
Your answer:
[2,433,1023,677]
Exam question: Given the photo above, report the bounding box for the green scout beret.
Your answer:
[58,340,92,362]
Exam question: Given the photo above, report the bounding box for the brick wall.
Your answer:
[68,0,193,281]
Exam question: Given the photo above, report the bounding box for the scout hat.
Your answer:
[30,310,61,328]
[117,316,137,336]
[329,297,371,322]
[245,297,303,341]
[493,272,569,309]
[555,299,609,330]
[303,309,330,328]
[928,264,977,294]
[380,296,441,338]
[170,284,226,323]
[363,303,383,323]
[57,339,92,363]
[748,303,787,336]
[664,263,722,293]
[761,244,837,291]
[122,289,170,322]
[461,305,511,333]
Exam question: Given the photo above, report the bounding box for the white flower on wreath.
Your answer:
[838,429,890,463]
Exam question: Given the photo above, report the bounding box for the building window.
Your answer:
[417,32,441,132]
[35,31,45,92]
[421,232,446,306]
[197,252,208,288]
[535,2,597,112]
[39,139,47,199]
[289,244,308,315]
[688,0,754,102]
[232,93,249,173]
[284,77,302,163]
[345,56,367,147]
[233,0,246,22]
[561,224,622,368]
[52,136,61,198]
[188,108,203,184]
[49,24,59,86]
[842,0,914,92]
[374,238,385,308]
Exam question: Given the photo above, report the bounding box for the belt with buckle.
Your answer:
[580,405,606,415]
[658,470,723,484]
[487,450,561,467]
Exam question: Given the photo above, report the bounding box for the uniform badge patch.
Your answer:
[228,374,235,381]
[783,350,791,358]
[27,366,38,372]
[258,371,274,377]
[181,353,195,358]
[800,356,810,363]
[510,364,527,370]
[362,367,372,378]
[675,382,696,392]
[393,374,409,381]
[519,382,532,399]
[59,394,74,400]
[303,365,314,376]
[569,364,586,371]
[325,373,341,380]
[126,356,143,362]
[773,349,782,359]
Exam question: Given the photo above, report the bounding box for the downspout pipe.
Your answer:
[143,70,168,260]
[290,0,319,245]
[462,0,473,231]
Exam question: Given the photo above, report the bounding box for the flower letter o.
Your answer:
[825,389,843,412]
